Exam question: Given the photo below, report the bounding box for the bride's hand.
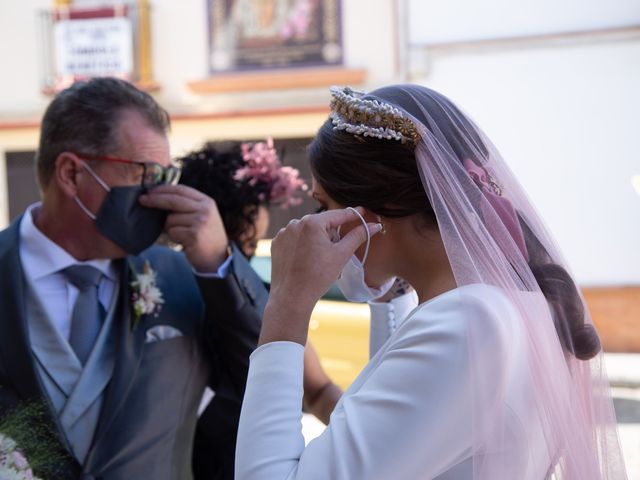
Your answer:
[259,208,382,346]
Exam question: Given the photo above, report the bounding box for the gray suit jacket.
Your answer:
[0,216,265,479]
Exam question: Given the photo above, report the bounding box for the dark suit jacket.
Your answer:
[192,271,269,480]
[0,216,263,480]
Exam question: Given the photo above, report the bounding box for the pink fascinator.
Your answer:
[234,138,308,208]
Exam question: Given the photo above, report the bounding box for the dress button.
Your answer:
[388,318,396,335]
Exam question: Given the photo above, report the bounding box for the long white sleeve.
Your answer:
[235,341,306,479]
[236,286,517,480]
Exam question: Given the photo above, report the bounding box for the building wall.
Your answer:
[404,0,640,286]
[409,38,640,286]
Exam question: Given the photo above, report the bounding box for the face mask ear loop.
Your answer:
[346,207,371,265]
[74,196,97,220]
[81,160,111,192]
[74,160,111,221]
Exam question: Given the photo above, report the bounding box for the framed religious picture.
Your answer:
[207,0,343,73]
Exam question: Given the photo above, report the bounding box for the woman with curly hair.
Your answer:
[179,139,307,259]
[179,139,342,480]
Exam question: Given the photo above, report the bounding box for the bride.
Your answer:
[235,85,627,479]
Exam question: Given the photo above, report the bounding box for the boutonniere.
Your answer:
[129,260,164,331]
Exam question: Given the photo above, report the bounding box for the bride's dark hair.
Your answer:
[308,86,600,360]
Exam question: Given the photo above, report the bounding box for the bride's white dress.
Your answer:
[236,284,551,479]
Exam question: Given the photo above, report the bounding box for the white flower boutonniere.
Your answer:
[130,260,164,331]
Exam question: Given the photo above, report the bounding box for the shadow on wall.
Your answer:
[614,397,640,424]
[5,151,40,221]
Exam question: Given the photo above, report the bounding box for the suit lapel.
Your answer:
[0,217,44,401]
[26,286,82,398]
[90,256,146,449]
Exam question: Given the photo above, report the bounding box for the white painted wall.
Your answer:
[406,0,640,285]
[0,0,53,116]
[408,0,640,44]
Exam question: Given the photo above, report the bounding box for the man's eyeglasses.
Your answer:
[73,153,182,188]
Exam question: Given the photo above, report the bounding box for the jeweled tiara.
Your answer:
[329,86,421,145]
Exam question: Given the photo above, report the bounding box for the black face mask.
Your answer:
[93,185,167,255]
[74,162,168,255]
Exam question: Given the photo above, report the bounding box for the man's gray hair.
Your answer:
[36,77,170,189]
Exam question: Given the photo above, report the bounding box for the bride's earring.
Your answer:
[376,215,387,235]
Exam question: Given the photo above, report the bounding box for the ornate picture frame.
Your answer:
[207,0,343,73]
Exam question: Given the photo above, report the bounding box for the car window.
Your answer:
[250,255,347,302]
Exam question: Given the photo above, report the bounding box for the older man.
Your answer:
[0,78,265,479]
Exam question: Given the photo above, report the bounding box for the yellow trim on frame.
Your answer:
[137,0,154,86]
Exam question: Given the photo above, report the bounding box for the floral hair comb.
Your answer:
[329,86,421,145]
[234,137,308,208]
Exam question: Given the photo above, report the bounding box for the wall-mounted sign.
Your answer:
[40,4,156,93]
[54,16,133,78]
[208,0,343,73]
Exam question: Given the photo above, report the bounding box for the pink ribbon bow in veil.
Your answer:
[463,159,529,261]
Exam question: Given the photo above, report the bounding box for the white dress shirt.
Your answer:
[19,203,118,341]
[236,284,550,480]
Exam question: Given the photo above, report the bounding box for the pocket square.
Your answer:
[145,325,184,343]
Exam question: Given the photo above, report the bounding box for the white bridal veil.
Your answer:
[330,84,627,479]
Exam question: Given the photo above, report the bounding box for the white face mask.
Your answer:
[335,207,396,302]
